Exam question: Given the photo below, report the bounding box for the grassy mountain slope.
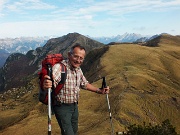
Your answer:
[0,37,180,134]
[79,43,180,134]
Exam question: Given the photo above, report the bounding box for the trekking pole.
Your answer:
[102,77,115,135]
[47,64,52,135]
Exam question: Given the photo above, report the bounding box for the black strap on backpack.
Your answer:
[51,63,67,105]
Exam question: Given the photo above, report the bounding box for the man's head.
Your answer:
[68,43,86,68]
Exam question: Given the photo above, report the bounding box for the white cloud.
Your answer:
[0,0,180,37]
[0,0,7,11]
[84,0,180,15]
[45,0,180,22]
[4,0,57,12]
[0,20,82,38]
[2,0,180,20]
[0,13,4,17]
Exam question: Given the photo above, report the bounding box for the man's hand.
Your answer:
[43,75,52,90]
[99,86,110,94]
[86,83,110,94]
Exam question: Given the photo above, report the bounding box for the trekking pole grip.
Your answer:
[102,77,107,88]
[47,64,52,79]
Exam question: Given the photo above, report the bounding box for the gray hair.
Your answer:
[69,43,86,54]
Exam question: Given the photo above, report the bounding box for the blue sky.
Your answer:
[0,0,180,38]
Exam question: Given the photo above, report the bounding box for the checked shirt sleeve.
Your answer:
[79,69,89,90]
[52,63,62,88]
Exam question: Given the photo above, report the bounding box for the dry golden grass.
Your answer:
[99,44,180,133]
[0,39,180,134]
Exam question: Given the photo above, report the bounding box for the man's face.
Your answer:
[68,47,86,68]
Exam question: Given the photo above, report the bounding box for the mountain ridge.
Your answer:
[0,33,146,55]
[0,33,175,68]
[0,33,104,92]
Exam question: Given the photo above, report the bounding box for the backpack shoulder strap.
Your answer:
[53,63,67,95]
[58,63,67,84]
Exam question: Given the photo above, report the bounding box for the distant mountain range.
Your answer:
[0,33,154,54]
[0,33,169,67]
[0,37,52,54]
[0,37,51,67]
[90,33,151,44]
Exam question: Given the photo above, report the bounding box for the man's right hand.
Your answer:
[43,75,52,90]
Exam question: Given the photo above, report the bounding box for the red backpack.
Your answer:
[38,54,67,105]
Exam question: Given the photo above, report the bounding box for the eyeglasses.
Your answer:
[70,53,84,62]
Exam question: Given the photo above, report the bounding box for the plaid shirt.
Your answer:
[52,59,88,103]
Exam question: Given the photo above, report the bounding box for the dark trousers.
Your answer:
[53,103,78,135]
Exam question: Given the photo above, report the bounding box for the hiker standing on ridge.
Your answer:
[42,43,110,135]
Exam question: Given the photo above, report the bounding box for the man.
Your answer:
[43,43,110,135]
